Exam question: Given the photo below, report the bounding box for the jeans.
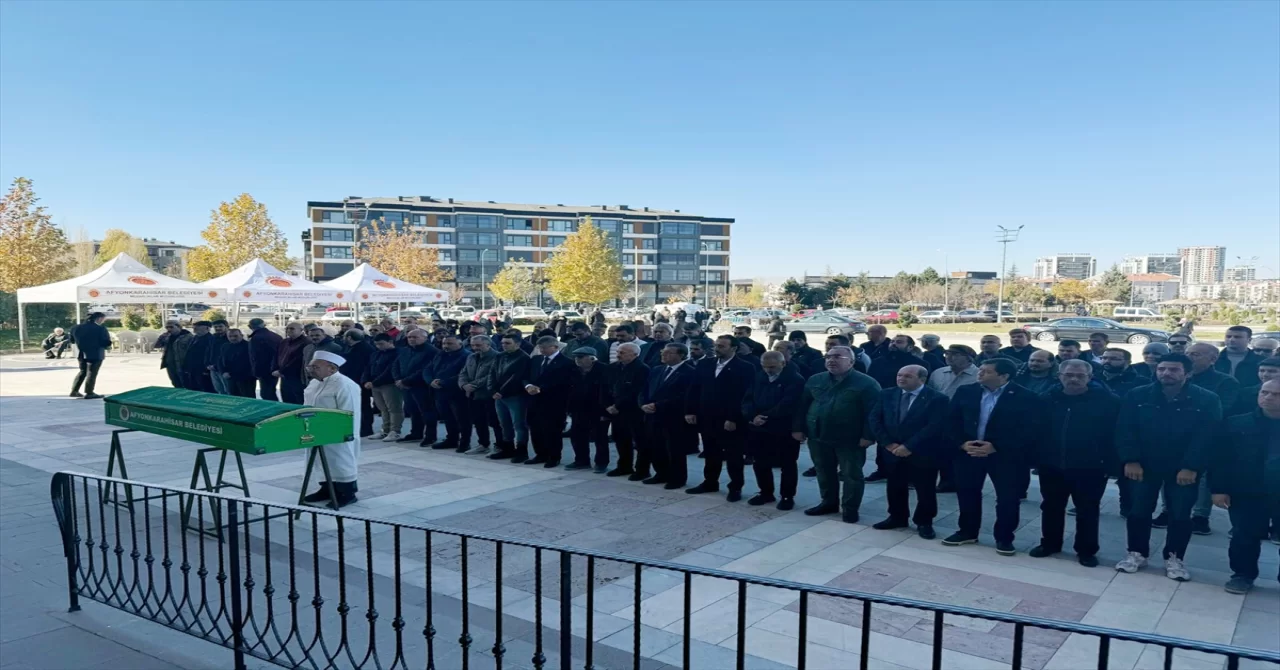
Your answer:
[1127,472,1198,559]
[1037,466,1107,557]
[495,396,529,450]
[1227,494,1280,582]
[954,456,1023,543]
[71,359,103,395]
[809,439,867,514]
[1192,478,1213,519]
[256,376,278,401]
[209,371,230,395]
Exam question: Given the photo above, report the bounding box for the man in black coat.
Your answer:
[868,335,925,390]
[603,342,650,479]
[69,312,112,399]
[340,329,376,437]
[639,342,698,488]
[393,329,438,444]
[490,334,533,460]
[860,325,891,361]
[246,318,282,401]
[742,352,806,509]
[205,320,231,395]
[567,321,610,361]
[1032,360,1122,567]
[919,334,946,372]
[1055,340,1105,378]
[1211,380,1280,594]
[867,364,949,539]
[685,335,758,500]
[1233,357,1280,416]
[732,325,767,358]
[942,358,1046,556]
[1099,348,1147,398]
[524,336,575,467]
[217,328,257,398]
[997,329,1042,364]
[183,321,216,392]
[787,331,824,379]
[566,347,610,472]
[1216,326,1266,385]
[424,334,469,451]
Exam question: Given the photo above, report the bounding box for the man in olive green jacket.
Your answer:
[793,345,881,522]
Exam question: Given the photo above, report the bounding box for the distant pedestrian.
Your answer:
[69,312,112,399]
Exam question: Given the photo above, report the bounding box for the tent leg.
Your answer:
[17,302,25,353]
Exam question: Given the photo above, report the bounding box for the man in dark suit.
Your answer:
[566,347,610,472]
[787,331,824,379]
[603,341,650,479]
[732,326,767,358]
[640,323,675,368]
[639,342,697,489]
[742,351,806,510]
[1212,379,1280,594]
[217,328,257,398]
[685,335,758,500]
[524,336,575,467]
[340,329,375,437]
[69,312,112,399]
[183,321,216,392]
[942,357,1046,556]
[867,364,949,539]
[246,318,282,400]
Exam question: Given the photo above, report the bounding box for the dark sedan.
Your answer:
[1024,317,1171,345]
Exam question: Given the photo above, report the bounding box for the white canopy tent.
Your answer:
[321,263,449,303]
[15,253,225,351]
[201,259,344,303]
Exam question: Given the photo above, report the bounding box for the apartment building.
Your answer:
[1127,273,1180,305]
[1032,254,1096,281]
[1178,246,1226,285]
[303,196,733,306]
[90,237,191,276]
[1226,265,1257,282]
[1120,253,1181,277]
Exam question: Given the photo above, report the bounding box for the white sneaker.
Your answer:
[382,432,401,442]
[1165,554,1191,582]
[466,444,490,456]
[1115,551,1147,573]
[371,432,388,441]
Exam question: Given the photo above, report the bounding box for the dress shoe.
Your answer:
[526,456,548,465]
[455,443,470,453]
[995,542,1017,556]
[564,462,591,471]
[430,440,456,450]
[607,467,634,478]
[804,503,839,517]
[1077,554,1099,568]
[592,465,608,474]
[685,482,719,495]
[1028,545,1060,558]
[776,498,795,511]
[487,451,514,460]
[544,460,561,468]
[842,511,860,524]
[396,435,423,443]
[865,470,887,483]
[84,393,104,400]
[748,493,777,506]
[872,518,909,531]
[663,481,686,490]
[302,482,331,503]
[726,490,742,503]
[69,391,84,398]
[802,467,817,477]
[642,476,667,485]
[940,532,978,546]
[916,525,936,540]
[510,453,528,464]
[629,472,651,482]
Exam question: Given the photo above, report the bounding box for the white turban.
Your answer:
[312,351,346,368]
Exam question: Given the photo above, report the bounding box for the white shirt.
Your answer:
[715,356,733,377]
[303,372,363,483]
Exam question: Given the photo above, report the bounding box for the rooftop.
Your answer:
[307,196,732,222]
[1128,273,1180,282]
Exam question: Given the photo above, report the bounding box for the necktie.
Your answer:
[542,357,550,373]
[664,366,676,383]
[899,391,912,421]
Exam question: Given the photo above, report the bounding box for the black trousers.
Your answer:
[1037,466,1107,556]
[885,454,939,526]
[530,408,567,462]
[749,431,800,498]
[71,359,103,395]
[184,370,213,393]
[467,396,495,447]
[650,415,694,485]
[280,376,304,404]
[610,410,646,472]
[229,378,257,398]
[954,456,1024,543]
[1227,494,1280,582]
[700,421,746,491]
[257,375,279,401]
[436,392,462,445]
[1126,472,1198,559]
[166,367,184,388]
[403,386,435,440]
[359,387,375,436]
[569,413,609,466]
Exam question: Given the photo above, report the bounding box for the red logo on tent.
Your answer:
[128,276,157,286]
[88,289,101,298]
[361,293,369,300]
[336,292,345,299]
[208,291,219,298]
[242,291,253,298]
[374,280,396,289]
[266,277,293,288]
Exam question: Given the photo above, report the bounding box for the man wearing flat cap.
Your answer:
[567,347,611,472]
[301,350,363,509]
[925,343,980,493]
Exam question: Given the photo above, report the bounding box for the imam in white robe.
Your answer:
[303,372,362,483]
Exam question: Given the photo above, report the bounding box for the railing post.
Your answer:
[50,473,80,613]
[559,551,571,670]
[226,503,247,670]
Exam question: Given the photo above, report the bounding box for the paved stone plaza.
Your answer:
[1,350,1277,669]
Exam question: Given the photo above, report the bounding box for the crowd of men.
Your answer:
[134,313,1280,594]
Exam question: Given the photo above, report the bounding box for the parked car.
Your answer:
[320,309,355,322]
[510,306,550,320]
[1023,317,1170,345]
[982,310,1017,321]
[387,309,435,323]
[785,313,866,337]
[864,309,900,324]
[551,310,584,321]
[601,308,633,320]
[357,306,388,320]
[825,308,865,319]
[1112,307,1162,321]
[299,307,329,320]
[955,309,992,323]
[917,310,961,324]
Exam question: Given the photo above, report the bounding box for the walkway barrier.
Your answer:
[50,471,1280,670]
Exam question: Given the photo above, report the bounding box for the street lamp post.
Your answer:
[937,249,950,321]
[480,248,491,310]
[995,225,1024,324]
[701,242,710,307]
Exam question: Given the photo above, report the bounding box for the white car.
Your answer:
[321,310,356,322]
[510,306,550,320]
[163,309,193,324]
[551,310,584,321]
[439,305,477,320]
[917,310,961,323]
[601,308,633,320]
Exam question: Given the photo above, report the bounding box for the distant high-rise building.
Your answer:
[1226,265,1257,282]
[1033,254,1096,281]
[1178,246,1226,285]
[1120,253,1181,277]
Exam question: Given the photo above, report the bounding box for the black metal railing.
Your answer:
[51,471,1280,670]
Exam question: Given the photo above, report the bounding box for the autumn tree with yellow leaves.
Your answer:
[186,194,291,281]
[544,218,626,306]
[356,220,453,287]
[0,177,71,292]
[487,260,538,306]
[95,229,152,267]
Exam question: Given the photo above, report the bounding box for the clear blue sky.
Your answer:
[2,1,1277,279]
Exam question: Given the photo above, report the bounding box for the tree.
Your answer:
[69,225,97,276]
[544,218,626,306]
[447,284,468,305]
[0,177,72,293]
[780,278,807,307]
[728,283,766,309]
[95,229,152,267]
[356,220,453,287]
[1093,265,1132,304]
[487,260,538,306]
[1050,279,1093,306]
[670,286,697,303]
[835,285,868,308]
[918,267,943,285]
[186,193,292,281]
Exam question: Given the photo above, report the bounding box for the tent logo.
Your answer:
[118,406,130,422]
[374,280,396,289]
[128,276,157,286]
[87,289,101,298]
[336,292,345,299]
[242,291,253,298]
[266,277,293,288]
[208,291,219,298]
[361,293,369,300]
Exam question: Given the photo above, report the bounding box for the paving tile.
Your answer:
[697,536,770,560]
[1233,608,1280,652]
[659,594,784,645]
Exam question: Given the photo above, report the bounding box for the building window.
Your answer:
[456,214,500,228]
[319,246,353,259]
[438,233,453,245]
[661,269,696,282]
[622,223,634,234]
[321,229,354,242]
[373,211,405,227]
[596,219,620,232]
[440,250,454,262]
[641,270,656,281]
[544,236,567,247]
[505,250,534,262]
[506,235,533,247]
[662,254,696,266]
[660,222,697,235]
[701,224,726,236]
[321,211,348,224]
[547,219,576,232]
[702,271,724,282]
[457,232,499,246]
[661,238,697,251]
[411,214,427,227]
[705,255,727,266]
[642,239,656,249]
[437,215,453,227]
[635,253,656,265]
[506,218,533,230]
[701,240,724,251]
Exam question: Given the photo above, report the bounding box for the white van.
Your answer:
[1112,307,1161,321]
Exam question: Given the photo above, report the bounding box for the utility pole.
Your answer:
[480,248,491,310]
[701,242,710,307]
[995,225,1024,324]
